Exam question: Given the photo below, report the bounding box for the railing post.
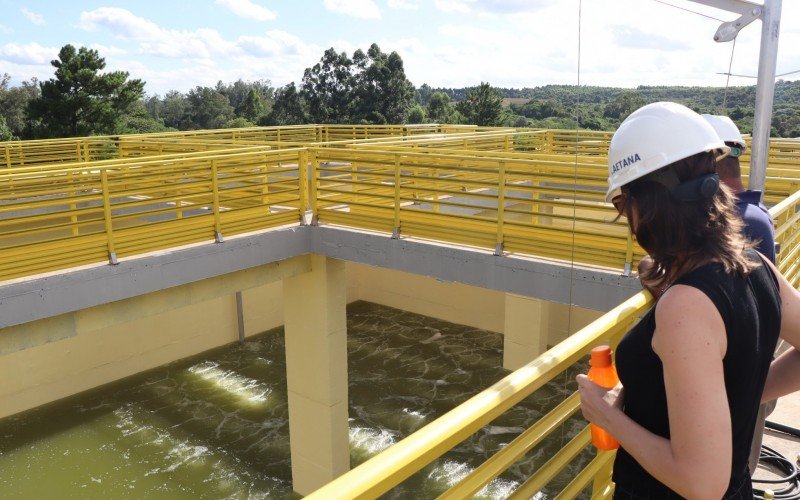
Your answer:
[100,169,118,265]
[433,167,440,214]
[592,450,615,497]
[4,143,10,168]
[495,160,506,255]
[392,153,401,238]
[298,149,309,225]
[83,141,90,162]
[68,170,79,236]
[624,226,634,276]
[211,159,224,242]
[261,154,271,211]
[310,149,319,225]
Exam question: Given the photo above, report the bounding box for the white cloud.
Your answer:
[434,0,474,14]
[78,8,238,59]
[323,0,381,19]
[387,0,419,10]
[88,44,127,57]
[79,7,162,40]
[0,24,13,35]
[215,0,277,21]
[472,0,555,14]
[237,30,314,57]
[21,8,45,25]
[610,25,690,51]
[0,42,56,65]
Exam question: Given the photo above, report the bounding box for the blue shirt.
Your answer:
[735,190,775,263]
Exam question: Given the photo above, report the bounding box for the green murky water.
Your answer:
[0,301,591,499]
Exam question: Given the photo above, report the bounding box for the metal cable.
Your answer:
[567,0,583,338]
[652,0,725,22]
[723,37,737,110]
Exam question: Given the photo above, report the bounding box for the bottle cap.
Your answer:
[590,345,613,368]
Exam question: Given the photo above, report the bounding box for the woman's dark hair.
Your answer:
[623,151,757,290]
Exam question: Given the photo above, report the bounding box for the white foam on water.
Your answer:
[401,408,426,420]
[163,442,210,472]
[187,361,272,405]
[349,427,397,456]
[426,460,522,500]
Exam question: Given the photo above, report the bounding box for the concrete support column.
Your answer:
[283,255,349,495]
[503,293,550,371]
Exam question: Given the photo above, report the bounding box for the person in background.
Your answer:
[702,114,775,262]
[576,102,800,498]
[702,113,778,477]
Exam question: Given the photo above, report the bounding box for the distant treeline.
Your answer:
[422,81,800,137]
[2,42,799,141]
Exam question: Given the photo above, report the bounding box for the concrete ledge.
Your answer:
[0,223,642,329]
[311,225,641,311]
[0,225,311,328]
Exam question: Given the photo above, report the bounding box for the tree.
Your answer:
[603,90,646,120]
[217,79,273,118]
[0,115,12,141]
[27,44,145,137]
[301,48,354,123]
[185,86,235,129]
[427,91,453,123]
[407,105,426,124]
[225,116,255,128]
[266,83,307,125]
[161,90,188,129]
[416,83,433,106]
[456,82,503,126]
[0,74,40,139]
[116,100,170,134]
[351,44,415,124]
[240,88,265,122]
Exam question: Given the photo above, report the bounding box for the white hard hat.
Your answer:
[606,102,729,202]
[701,114,746,150]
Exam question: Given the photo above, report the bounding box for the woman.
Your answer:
[576,102,800,499]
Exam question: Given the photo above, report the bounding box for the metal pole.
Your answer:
[235,291,245,344]
[749,0,782,194]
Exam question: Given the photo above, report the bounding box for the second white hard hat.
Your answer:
[606,102,729,202]
[701,114,747,150]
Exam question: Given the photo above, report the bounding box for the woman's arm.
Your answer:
[759,256,800,402]
[578,285,731,499]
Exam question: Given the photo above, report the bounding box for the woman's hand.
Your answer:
[576,375,624,430]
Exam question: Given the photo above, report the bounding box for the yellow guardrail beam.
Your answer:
[305,290,653,499]
[437,392,582,499]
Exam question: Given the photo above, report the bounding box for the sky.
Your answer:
[0,0,799,96]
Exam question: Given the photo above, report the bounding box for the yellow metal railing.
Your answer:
[1,125,799,495]
[311,147,645,271]
[305,187,800,500]
[3,126,800,280]
[0,147,305,281]
[306,291,653,499]
[772,188,800,286]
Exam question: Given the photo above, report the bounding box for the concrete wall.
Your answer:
[346,262,505,333]
[0,257,604,420]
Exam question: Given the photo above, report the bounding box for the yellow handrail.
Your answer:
[305,291,653,499]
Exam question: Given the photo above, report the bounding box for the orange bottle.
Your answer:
[588,345,620,451]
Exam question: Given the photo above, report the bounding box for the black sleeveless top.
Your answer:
[613,252,781,499]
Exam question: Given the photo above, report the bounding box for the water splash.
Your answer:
[187,361,272,405]
[349,427,398,456]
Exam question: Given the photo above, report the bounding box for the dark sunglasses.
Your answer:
[728,146,743,158]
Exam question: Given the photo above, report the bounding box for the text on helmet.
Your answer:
[612,153,641,174]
